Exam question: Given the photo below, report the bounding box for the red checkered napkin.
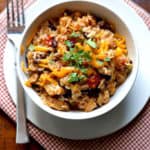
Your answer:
[0,0,150,149]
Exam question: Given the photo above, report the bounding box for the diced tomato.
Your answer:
[82,60,89,67]
[43,35,52,46]
[88,74,100,88]
[115,55,128,70]
[70,38,77,44]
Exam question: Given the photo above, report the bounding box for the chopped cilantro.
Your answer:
[104,57,111,62]
[70,47,75,51]
[97,60,104,65]
[86,39,97,48]
[70,32,81,38]
[68,73,86,83]
[79,74,86,80]
[63,52,72,61]
[80,68,88,74]
[28,44,34,51]
[63,50,91,68]
[68,73,80,83]
[65,40,73,48]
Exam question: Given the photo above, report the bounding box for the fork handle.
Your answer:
[8,38,30,143]
[16,76,30,143]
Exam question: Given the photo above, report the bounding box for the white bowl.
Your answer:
[17,0,138,120]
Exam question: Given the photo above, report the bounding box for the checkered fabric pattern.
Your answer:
[0,0,150,149]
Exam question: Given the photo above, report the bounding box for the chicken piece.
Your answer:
[97,90,110,106]
[115,72,126,85]
[48,61,62,71]
[78,100,87,110]
[59,16,72,27]
[77,96,97,111]
[80,84,89,90]
[27,63,38,72]
[101,30,114,42]
[28,73,39,84]
[115,55,132,71]
[71,84,82,100]
[44,84,64,96]
[41,93,70,111]
[107,81,116,96]
[98,67,112,77]
[85,99,97,112]
[98,79,106,90]
[27,51,47,63]
[27,51,47,71]
[60,75,72,89]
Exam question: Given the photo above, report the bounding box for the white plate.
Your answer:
[3,0,150,139]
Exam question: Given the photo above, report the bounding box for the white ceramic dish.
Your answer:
[3,0,150,139]
[17,0,138,120]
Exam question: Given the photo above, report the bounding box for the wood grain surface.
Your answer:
[0,0,149,150]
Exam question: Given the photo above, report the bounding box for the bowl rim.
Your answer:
[17,0,139,120]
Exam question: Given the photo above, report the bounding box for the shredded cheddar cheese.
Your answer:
[34,45,49,52]
[51,67,76,78]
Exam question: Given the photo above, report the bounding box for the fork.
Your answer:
[6,0,30,143]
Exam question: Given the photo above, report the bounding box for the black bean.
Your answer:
[63,89,72,98]
[100,74,111,80]
[98,20,113,32]
[25,56,28,66]
[64,9,72,16]
[32,84,41,92]
[94,15,103,22]
[82,88,100,98]
[83,32,88,39]
[48,21,56,30]
[129,60,133,64]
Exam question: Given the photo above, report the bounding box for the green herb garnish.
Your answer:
[63,52,72,61]
[70,47,75,51]
[97,60,104,65]
[79,74,86,80]
[80,68,88,74]
[28,44,34,51]
[68,73,86,83]
[104,57,111,62]
[65,40,73,48]
[68,73,80,83]
[63,50,91,68]
[70,32,81,38]
[86,39,97,48]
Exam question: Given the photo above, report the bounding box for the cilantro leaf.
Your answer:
[28,44,35,51]
[63,50,91,68]
[65,40,73,48]
[63,52,72,61]
[70,47,75,51]
[86,39,97,48]
[97,60,104,65]
[70,32,81,38]
[68,73,80,83]
[68,73,86,83]
[80,68,88,74]
[104,57,111,62]
[79,74,86,80]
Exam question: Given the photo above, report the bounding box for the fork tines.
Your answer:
[6,0,25,33]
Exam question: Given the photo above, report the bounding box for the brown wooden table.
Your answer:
[0,0,149,150]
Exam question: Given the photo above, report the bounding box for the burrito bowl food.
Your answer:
[23,10,133,112]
